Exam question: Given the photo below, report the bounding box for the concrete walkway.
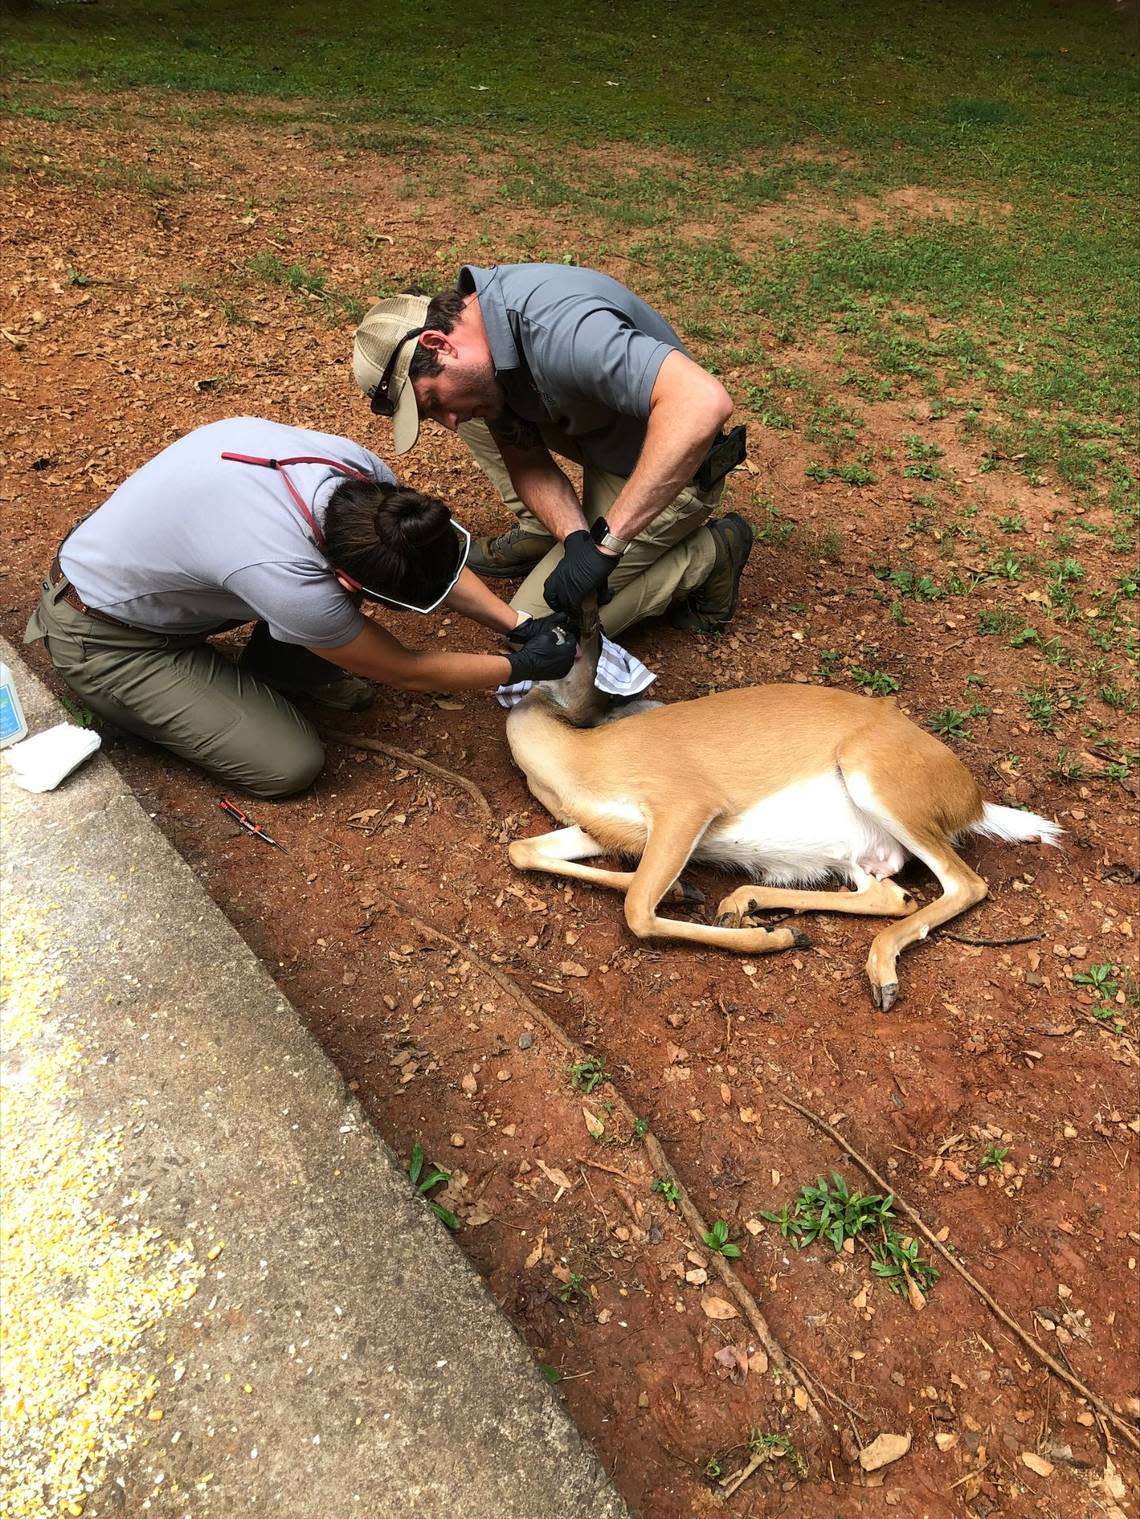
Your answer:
[0,639,627,1519]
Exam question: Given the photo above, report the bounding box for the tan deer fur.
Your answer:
[506,666,1061,1010]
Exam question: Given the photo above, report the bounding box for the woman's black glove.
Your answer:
[505,619,577,683]
[505,610,577,648]
[543,530,615,616]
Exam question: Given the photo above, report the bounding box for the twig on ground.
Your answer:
[371,886,821,1424]
[943,930,1044,947]
[783,1096,1140,1454]
[324,729,493,823]
[719,1450,767,1499]
[785,1353,869,1421]
[576,1156,640,1182]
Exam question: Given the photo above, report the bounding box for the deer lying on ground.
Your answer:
[505,602,1061,1010]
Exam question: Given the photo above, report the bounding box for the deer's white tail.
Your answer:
[966,802,1063,848]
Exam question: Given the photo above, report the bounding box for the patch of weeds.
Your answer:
[872,566,943,601]
[749,1430,807,1481]
[1009,625,1040,648]
[248,250,363,323]
[806,460,877,486]
[814,527,844,562]
[65,267,89,287]
[965,673,986,689]
[997,512,1025,533]
[555,1270,590,1306]
[1072,962,1118,999]
[1024,686,1059,733]
[989,547,1023,581]
[537,1362,561,1385]
[762,1171,937,1299]
[406,1143,458,1230]
[1099,682,1138,713]
[1051,748,1086,781]
[752,503,795,545]
[703,1453,723,1480]
[652,1177,681,1204]
[979,1144,1010,1171]
[632,1116,650,1138]
[815,649,842,683]
[58,694,97,727]
[1040,637,1073,668]
[928,707,973,740]
[568,1055,609,1094]
[889,600,910,626]
[850,667,900,696]
[702,1220,742,1259]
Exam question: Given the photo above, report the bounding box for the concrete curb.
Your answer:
[0,638,628,1519]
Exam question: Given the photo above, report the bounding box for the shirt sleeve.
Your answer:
[526,300,676,420]
[223,562,366,648]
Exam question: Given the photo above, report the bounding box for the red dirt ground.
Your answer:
[2,93,1137,1518]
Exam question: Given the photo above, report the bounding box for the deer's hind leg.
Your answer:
[841,762,987,1010]
[624,812,807,955]
[509,825,703,903]
[716,868,917,925]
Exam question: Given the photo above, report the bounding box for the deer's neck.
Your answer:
[506,693,596,816]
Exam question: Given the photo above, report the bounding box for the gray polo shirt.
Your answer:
[459,264,689,476]
[59,417,395,645]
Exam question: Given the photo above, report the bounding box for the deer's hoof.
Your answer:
[789,927,811,949]
[674,876,705,906]
[871,980,899,1012]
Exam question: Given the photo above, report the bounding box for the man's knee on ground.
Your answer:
[243,735,325,799]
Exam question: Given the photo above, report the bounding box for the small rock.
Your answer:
[517,1031,534,1050]
[450,1133,465,1148]
[859,1432,912,1472]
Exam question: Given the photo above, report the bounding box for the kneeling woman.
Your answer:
[25,416,573,796]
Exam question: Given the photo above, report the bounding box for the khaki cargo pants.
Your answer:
[458,420,722,636]
[25,574,327,797]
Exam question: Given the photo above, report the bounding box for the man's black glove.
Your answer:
[505,620,577,684]
[504,610,577,648]
[543,530,616,617]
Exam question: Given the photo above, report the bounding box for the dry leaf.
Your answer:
[583,1107,605,1140]
[536,1159,574,1192]
[859,1432,912,1472]
[713,1345,749,1384]
[747,1349,769,1375]
[1021,1452,1054,1478]
[700,1294,738,1321]
[559,960,589,978]
[793,1386,809,1411]
[432,697,464,710]
[524,1228,547,1269]
[935,1432,958,1452]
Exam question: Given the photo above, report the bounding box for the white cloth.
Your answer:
[496,633,656,709]
[2,722,101,792]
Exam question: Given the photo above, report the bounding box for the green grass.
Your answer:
[2,1,1136,490]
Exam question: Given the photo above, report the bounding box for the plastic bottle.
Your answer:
[0,663,29,749]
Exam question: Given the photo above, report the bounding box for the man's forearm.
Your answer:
[499,445,587,540]
[605,349,733,543]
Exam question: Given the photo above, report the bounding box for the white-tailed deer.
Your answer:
[505,603,1061,1009]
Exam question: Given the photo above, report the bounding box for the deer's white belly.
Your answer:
[694,770,906,886]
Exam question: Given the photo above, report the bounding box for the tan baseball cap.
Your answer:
[352,293,431,454]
